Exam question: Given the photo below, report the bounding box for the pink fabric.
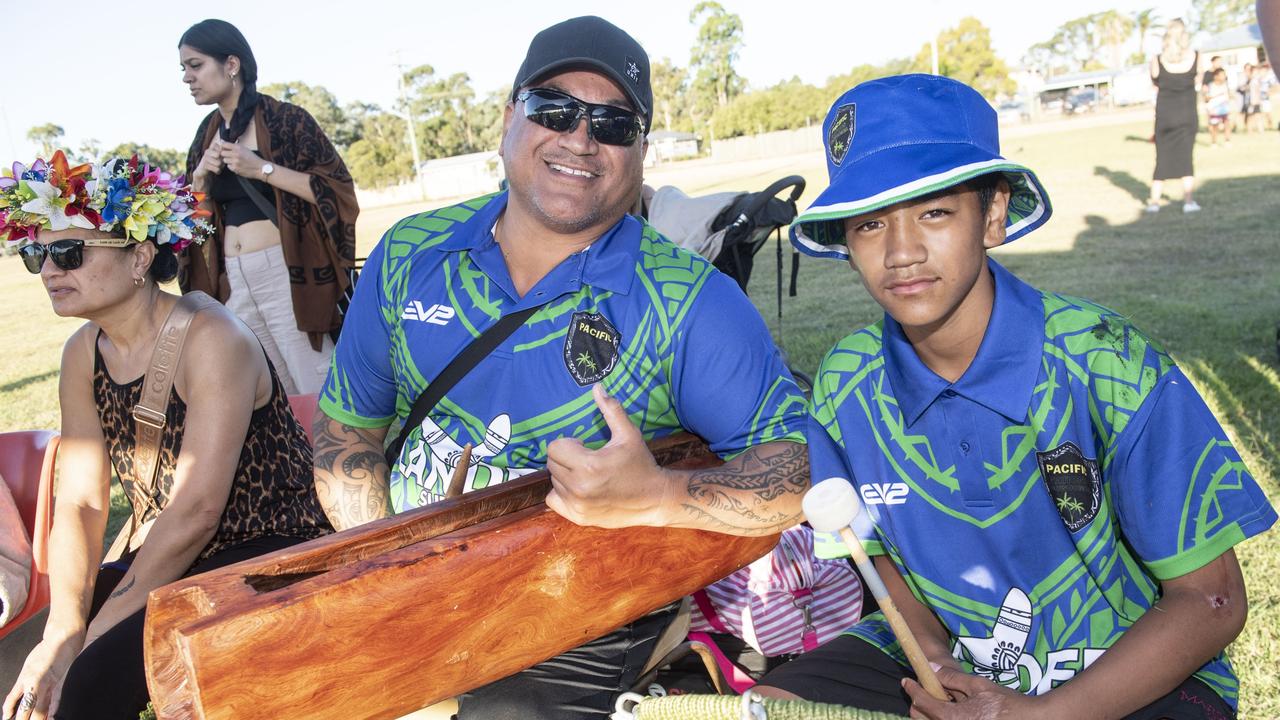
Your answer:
[0,476,32,627]
[690,525,863,656]
[688,632,758,694]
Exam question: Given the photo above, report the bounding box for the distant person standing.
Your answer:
[1206,68,1236,145]
[1240,64,1266,132]
[1147,18,1200,214]
[1201,55,1224,94]
[179,19,359,395]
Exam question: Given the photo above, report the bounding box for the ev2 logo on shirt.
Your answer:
[860,482,909,506]
[402,301,455,326]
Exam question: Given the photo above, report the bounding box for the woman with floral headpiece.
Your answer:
[0,151,332,720]
[179,18,359,396]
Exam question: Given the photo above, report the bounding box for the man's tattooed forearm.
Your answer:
[683,442,808,534]
[313,417,391,530]
[342,449,388,480]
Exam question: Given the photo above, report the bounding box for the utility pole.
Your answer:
[392,52,427,201]
[929,2,941,76]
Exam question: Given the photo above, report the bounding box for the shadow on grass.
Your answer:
[0,369,59,395]
[1093,165,1150,203]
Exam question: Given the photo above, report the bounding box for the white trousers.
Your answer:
[224,244,333,395]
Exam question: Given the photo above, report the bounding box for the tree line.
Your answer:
[23,0,1256,190]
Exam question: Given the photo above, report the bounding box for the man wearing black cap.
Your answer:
[312,15,808,718]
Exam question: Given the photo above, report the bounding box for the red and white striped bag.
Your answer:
[690,524,863,657]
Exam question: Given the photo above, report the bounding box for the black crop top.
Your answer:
[208,151,277,227]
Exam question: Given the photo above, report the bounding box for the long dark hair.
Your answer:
[179,19,260,143]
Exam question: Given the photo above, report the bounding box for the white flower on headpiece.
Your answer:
[21,180,94,231]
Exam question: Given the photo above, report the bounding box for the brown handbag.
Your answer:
[102,292,220,562]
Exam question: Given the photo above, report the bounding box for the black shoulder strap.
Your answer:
[384,303,546,465]
[235,173,280,227]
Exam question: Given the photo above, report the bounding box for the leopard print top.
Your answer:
[94,339,332,560]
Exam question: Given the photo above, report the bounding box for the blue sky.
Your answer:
[4,0,1197,161]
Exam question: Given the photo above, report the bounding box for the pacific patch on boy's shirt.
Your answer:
[1037,441,1102,532]
[563,311,621,386]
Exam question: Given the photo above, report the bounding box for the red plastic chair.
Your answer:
[0,430,59,641]
[288,394,319,444]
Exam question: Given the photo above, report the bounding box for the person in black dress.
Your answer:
[1147,18,1200,214]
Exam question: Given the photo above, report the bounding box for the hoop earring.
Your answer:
[134,276,145,288]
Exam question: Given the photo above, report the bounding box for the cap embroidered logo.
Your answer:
[827,103,856,166]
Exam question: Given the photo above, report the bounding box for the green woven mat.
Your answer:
[630,694,906,719]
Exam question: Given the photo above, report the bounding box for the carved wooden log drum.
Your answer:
[143,433,779,720]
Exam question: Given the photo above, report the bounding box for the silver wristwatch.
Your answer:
[261,162,275,180]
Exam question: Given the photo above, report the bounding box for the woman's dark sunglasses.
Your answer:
[517,88,645,147]
[19,238,129,274]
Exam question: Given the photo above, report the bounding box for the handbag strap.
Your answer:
[384,303,546,466]
[692,589,730,634]
[233,172,280,227]
[132,292,221,513]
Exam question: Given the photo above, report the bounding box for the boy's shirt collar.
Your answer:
[883,259,1043,427]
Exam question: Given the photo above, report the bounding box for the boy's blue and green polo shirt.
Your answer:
[320,192,806,512]
[811,259,1275,707]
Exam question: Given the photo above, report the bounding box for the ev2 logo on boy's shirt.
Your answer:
[1036,441,1101,532]
[402,301,455,325]
[860,482,909,506]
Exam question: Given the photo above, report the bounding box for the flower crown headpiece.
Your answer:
[0,150,211,251]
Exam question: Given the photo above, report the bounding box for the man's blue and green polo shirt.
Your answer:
[811,259,1275,707]
[320,192,806,512]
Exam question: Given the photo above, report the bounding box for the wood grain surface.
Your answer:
[144,434,779,720]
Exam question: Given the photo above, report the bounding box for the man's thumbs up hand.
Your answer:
[546,384,675,528]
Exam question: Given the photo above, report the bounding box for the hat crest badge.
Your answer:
[827,103,856,166]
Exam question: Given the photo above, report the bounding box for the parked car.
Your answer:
[996,101,1031,124]
[1065,88,1099,114]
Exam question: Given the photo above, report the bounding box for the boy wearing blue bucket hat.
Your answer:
[755,74,1275,718]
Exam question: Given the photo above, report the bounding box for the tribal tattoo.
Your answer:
[313,415,390,531]
[683,441,808,535]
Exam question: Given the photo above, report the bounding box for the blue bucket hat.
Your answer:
[791,74,1052,260]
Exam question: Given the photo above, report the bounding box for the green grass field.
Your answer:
[3,118,1278,715]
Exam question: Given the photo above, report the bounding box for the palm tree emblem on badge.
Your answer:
[574,352,598,373]
[1055,493,1086,520]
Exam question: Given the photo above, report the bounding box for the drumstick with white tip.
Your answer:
[803,477,948,701]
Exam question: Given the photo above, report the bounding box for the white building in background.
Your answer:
[646,131,699,166]
[417,150,504,199]
[1199,24,1266,71]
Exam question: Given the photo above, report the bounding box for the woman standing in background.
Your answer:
[1146,18,1200,214]
[180,19,359,394]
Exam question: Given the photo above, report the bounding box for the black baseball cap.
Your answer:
[511,16,652,130]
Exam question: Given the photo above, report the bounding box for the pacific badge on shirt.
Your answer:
[1036,441,1102,532]
[564,311,621,386]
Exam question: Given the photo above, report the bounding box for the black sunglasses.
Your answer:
[517,88,645,147]
[19,238,129,274]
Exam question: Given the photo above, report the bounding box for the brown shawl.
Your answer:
[181,95,359,350]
